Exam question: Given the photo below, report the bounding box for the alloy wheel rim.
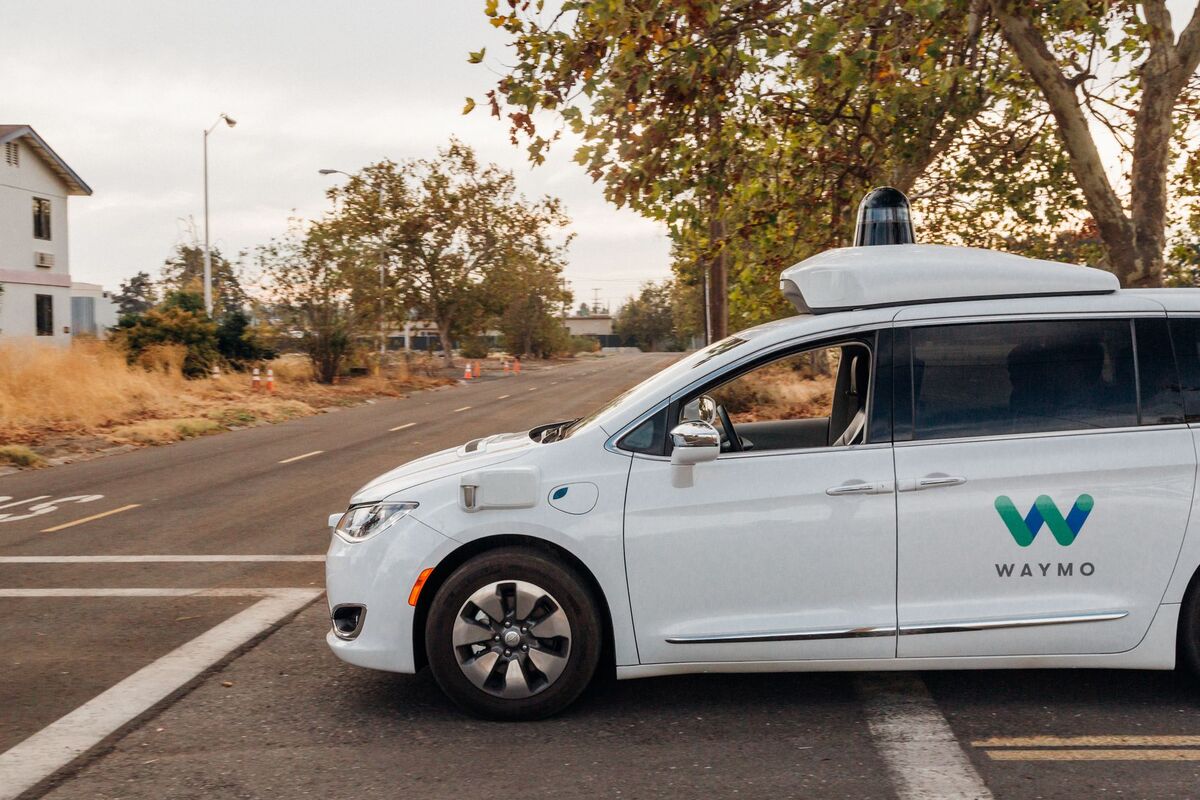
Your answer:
[452,579,572,699]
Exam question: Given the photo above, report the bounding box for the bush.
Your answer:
[112,291,220,378]
[0,444,44,468]
[216,309,276,367]
[459,336,491,360]
[568,336,600,355]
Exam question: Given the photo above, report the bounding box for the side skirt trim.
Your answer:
[664,609,1127,645]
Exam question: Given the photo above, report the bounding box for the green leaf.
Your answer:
[468,48,486,64]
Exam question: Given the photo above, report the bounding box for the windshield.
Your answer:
[561,335,756,439]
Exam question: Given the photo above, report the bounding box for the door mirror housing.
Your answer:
[670,420,720,466]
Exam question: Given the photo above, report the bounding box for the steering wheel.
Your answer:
[716,404,743,452]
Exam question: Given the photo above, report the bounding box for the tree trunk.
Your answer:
[437,323,454,368]
[990,1,1200,288]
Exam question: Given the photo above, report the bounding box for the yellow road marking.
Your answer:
[453,406,471,413]
[278,450,323,464]
[986,749,1200,761]
[41,504,141,533]
[974,735,1200,748]
[389,422,416,432]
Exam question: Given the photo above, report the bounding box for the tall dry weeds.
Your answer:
[0,341,190,441]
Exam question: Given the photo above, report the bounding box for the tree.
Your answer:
[989,2,1200,287]
[114,271,158,317]
[577,302,591,317]
[160,244,248,317]
[327,140,572,366]
[489,254,572,357]
[257,220,364,383]
[615,281,678,351]
[216,309,276,367]
[476,0,1031,337]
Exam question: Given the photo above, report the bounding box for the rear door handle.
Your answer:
[826,481,895,496]
[897,475,966,492]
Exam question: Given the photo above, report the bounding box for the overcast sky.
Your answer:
[0,1,672,311]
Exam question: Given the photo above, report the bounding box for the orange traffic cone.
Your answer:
[266,368,275,393]
[252,367,261,391]
[463,363,472,380]
[513,357,521,376]
[502,358,510,374]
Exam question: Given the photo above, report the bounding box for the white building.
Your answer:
[70,282,118,338]
[0,125,92,344]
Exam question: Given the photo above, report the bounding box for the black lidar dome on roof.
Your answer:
[853,186,915,247]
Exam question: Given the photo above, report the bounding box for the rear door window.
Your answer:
[908,319,1138,440]
[1168,318,1200,422]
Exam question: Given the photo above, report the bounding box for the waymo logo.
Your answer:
[994,494,1094,547]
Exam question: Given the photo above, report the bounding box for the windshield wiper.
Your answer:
[530,418,580,443]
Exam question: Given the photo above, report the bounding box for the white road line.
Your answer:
[857,674,992,800]
[527,387,537,392]
[389,422,416,432]
[0,555,325,564]
[278,450,323,464]
[496,394,511,400]
[0,496,50,511]
[0,587,313,597]
[0,588,321,800]
[453,406,471,413]
[41,504,141,533]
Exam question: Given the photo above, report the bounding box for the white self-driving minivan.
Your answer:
[326,243,1200,719]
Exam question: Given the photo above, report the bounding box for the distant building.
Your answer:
[70,282,118,338]
[565,313,618,347]
[0,125,92,344]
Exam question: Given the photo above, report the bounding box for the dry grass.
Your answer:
[0,341,452,464]
[714,360,836,423]
[0,444,44,468]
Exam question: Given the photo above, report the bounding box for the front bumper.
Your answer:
[324,514,456,673]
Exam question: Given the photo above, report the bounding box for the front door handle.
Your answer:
[897,474,967,492]
[826,481,894,496]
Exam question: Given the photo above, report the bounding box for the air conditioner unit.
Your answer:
[34,252,55,268]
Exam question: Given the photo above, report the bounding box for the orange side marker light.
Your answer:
[408,567,435,606]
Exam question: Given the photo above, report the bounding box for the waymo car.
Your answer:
[326,243,1200,719]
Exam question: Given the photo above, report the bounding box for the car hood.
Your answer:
[350,430,537,504]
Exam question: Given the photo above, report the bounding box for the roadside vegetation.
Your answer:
[0,341,450,467]
[476,0,1200,341]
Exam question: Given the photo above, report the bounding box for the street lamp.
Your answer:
[319,168,389,363]
[203,113,237,317]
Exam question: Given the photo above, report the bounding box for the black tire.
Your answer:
[1179,572,1200,678]
[425,546,602,720]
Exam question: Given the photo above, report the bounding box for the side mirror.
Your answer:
[670,420,720,466]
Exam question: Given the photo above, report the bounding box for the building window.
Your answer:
[33,197,52,240]
[35,294,54,336]
[4,141,17,166]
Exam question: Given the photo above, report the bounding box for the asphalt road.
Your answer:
[3,352,1200,800]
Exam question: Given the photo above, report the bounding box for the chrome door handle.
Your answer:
[826,481,894,496]
[898,475,967,492]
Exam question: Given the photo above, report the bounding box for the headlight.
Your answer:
[333,501,419,542]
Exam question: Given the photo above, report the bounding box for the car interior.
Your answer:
[679,342,872,453]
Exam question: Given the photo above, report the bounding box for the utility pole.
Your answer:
[202,113,237,317]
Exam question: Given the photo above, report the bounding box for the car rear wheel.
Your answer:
[1179,573,1200,678]
[425,547,602,720]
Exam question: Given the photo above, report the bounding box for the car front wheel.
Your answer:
[425,547,602,720]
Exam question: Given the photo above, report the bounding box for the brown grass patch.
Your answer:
[0,342,452,465]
